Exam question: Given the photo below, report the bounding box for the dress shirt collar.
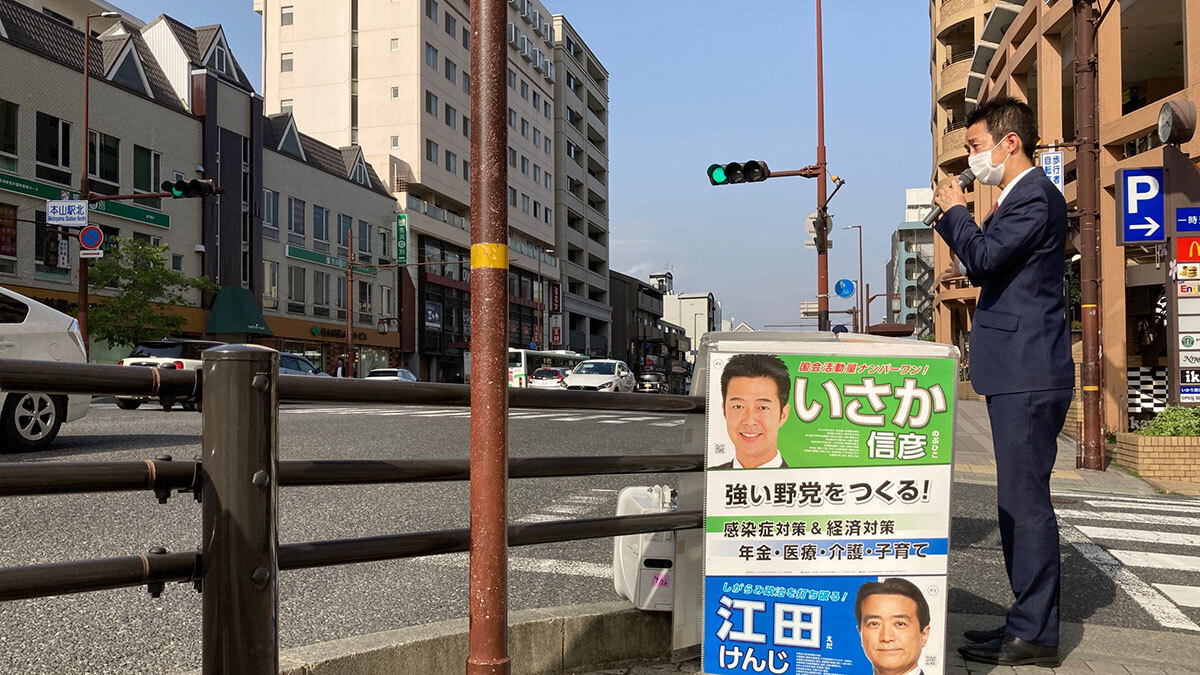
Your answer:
[997,166,1038,209]
[733,450,784,469]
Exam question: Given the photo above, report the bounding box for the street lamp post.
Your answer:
[843,225,863,332]
[77,11,120,358]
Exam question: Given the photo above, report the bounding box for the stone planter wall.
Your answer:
[1112,432,1200,483]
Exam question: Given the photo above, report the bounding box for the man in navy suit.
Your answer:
[932,96,1073,668]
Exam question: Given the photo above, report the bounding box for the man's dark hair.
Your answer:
[854,578,931,630]
[966,95,1037,161]
[719,353,791,408]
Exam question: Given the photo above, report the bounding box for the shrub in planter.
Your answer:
[1136,406,1200,437]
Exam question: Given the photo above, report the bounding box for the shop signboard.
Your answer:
[703,339,958,675]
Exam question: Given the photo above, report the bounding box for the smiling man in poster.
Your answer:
[856,578,931,675]
[710,354,792,469]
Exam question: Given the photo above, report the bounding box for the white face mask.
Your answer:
[968,136,1013,186]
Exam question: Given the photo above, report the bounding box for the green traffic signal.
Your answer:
[161,180,185,198]
[708,161,770,186]
[707,164,728,185]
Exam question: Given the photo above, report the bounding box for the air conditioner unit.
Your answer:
[520,0,530,21]
[533,50,545,71]
[521,40,533,61]
[546,63,555,83]
[508,0,520,7]
[516,34,526,53]
[507,22,518,45]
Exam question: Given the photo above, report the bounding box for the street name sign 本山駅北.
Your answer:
[46,199,88,227]
[702,333,958,675]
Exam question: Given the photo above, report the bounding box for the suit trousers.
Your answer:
[984,388,1072,647]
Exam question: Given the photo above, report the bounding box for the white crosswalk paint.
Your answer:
[1053,492,1200,508]
[651,420,685,427]
[514,488,616,524]
[1109,549,1200,573]
[1155,584,1200,609]
[1060,526,1200,631]
[1083,500,1200,515]
[599,416,660,424]
[1074,525,1200,547]
[1056,508,1199,528]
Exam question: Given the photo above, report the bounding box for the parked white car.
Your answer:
[564,359,635,393]
[0,286,90,452]
[365,368,420,382]
[115,338,225,411]
[527,367,571,389]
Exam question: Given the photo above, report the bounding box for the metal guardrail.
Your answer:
[0,350,703,673]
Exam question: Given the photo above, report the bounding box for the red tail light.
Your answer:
[118,359,125,366]
[173,360,185,370]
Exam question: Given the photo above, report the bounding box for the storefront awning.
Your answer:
[205,286,273,336]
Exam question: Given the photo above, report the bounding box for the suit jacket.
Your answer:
[710,455,790,469]
[934,168,1074,396]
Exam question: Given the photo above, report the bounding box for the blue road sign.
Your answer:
[1119,167,1165,244]
[79,225,103,249]
[834,278,855,298]
[1178,207,1200,233]
[528,341,537,350]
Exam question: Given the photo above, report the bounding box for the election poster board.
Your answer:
[702,340,957,675]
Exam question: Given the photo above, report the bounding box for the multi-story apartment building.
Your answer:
[885,188,935,338]
[657,276,721,366]
[259,0,569,381]
[930,0,1196,433]
[609,269,691,392]
[1,0,403,369]
[552,15,610,357]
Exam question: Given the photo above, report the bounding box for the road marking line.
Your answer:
[1109,549,1200,573]
[1074,525,1200,547]
[1053,493,1200,508]
[1056,508,1200,528]
[422,552,611,578]
[1061,526,1200,632]
[1083,500,1200,515]
[1154,584,1200,608]
[651,420,685,427]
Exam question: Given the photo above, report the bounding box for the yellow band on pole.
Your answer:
[1083,386,1100,391]
[470,243,509,270]
[1081,304,1098,308]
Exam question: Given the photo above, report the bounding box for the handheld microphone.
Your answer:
[923,168,976,226]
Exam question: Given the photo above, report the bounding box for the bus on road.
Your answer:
[507,348,588,387]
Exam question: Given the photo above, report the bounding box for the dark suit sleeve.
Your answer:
[934,188,1048,280]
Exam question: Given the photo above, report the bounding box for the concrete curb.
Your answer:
[273,601,670,675]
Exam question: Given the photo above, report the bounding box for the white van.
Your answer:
[0,286,90,452]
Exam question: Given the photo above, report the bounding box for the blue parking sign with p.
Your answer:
[1119,168,1165,245]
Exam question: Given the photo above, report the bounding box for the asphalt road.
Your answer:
[0,402,1197,674]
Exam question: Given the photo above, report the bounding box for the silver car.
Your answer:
[365,368,420,382]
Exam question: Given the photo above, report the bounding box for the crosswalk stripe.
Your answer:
[1109,549,1200,573]
[420,552,611,579]
[1061,526,1200,631]
[1053,492,1200,508]
[1074,525,1200,547]
[1056,508,1199,528]
[1083,500,1200,515]
[651,420,684,427]
[1155,584,1200,609]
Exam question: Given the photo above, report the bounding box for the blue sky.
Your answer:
[115,0,933,329]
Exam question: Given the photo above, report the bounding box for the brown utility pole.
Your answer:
[345,227,356,377]
[466,0,510,671]
[815,0,830,331]
[1074,0,1103,470]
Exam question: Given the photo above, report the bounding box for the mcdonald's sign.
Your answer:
[1179,237,1200,262]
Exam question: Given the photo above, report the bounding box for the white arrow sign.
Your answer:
[1130,217,1161,237]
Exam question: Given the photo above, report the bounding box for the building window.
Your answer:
[533,201,540,218]
[445,104,457,129]
[533,128,540,147]
[425,0,438,21]
[445,13,456,37]
[87,130,120,195]
[507,68,516,88]
[390,37,399,51]
[313,205,330,244]
[35,112,71,185]
[544,207,551,225]
[520,156,528,175]
[425,90,438,115]
[508,147,516,167]
[41,7,73,26]
[521,118,529,138]
[520,80,528,100]
[358,279,373,313]
[445,150,457,173]
[287,196,306,244]
[508,186,516,206]
[508,107,516,128]
[280,99,293,114]
[132,146,161,208]
[462,72,470,94]
[390,135,399,149]
[462,27,470,50]
[426,139,439,163]
[544,102,550,119]
[533,165,540,183]
[391,86,400,100]
[0,203,16,273]
[241,250,251,288]
[463,160,470,181]
[380,229,390,262]
[382,285,394,317]
[263,189,279,235]
[533,92,541,109]
[521,193,529,213]
[463,116,470,138]
[281,52,294,72]
[544,172,551,189]
[263,260,279,309]
[281,5,294,25]
[425,43,438,69]
[358,220,372,255]
[544,137,551,154]
[0,99,16,172]
[445,58,457,84]
[313,270,330,308]
[337,213,352,252]
[287,266,306,307]
[172,254,184,272]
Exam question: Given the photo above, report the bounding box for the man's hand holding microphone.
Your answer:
[924,168,975,226]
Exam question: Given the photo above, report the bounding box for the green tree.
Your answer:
[86,238,214,349]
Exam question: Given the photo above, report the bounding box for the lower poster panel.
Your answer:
[703,574,947,675]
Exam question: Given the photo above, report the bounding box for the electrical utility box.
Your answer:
[613,485,676,611]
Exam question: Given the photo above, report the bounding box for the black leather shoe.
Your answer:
[958,634,1061,667]
[963,625,1005,643]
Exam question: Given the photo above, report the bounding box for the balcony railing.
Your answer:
[945,120,967,134]
[943,51,972,68]
[405,194,469,232]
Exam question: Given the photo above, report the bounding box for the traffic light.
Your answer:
[161,179,218,199]
[707,160,771,185]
